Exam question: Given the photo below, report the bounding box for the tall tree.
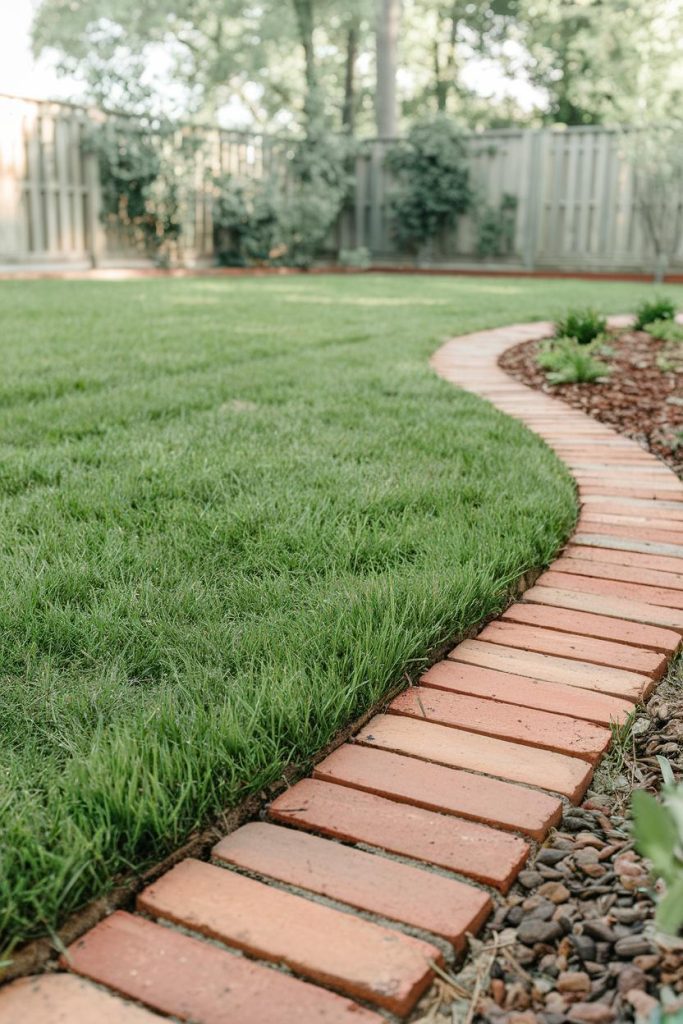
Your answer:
[375,0,401,136]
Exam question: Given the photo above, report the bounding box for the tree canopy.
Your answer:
[32,0,683,132]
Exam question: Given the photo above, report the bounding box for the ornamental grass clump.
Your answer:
[634,296,677,330]
[553,307,607,346]
[646,318,683,343]
[536,336,610,385]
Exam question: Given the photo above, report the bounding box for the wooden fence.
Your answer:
[1,93,681,273]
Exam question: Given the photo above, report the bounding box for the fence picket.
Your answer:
[0,95,677,273]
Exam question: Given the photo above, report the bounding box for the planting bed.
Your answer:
[499,327,683,474]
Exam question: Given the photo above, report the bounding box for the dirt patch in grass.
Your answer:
[499,330,683,474]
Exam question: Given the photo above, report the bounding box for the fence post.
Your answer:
[520,130,543,270]
[84,149,104,267]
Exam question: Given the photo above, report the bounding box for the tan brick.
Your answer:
[213,821,491,950]
[479,620,667,678]
[313,742,561,840]
[356,714,592,802]
[449,639,650,701]
[65,910,381,1024]
[501,601,680,654]
[390,686,611,761]
[138,859,441,1016]
[420,660,632,725]
[269,778,529,892]
[0,974,163,1024]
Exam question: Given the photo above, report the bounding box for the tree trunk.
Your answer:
[376,0,401,137]
[342,24,358,133]
[292,0,319,125]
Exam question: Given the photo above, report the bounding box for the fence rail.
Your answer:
[0,94,680,273]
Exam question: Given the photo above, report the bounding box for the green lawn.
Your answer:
[2,273,681,957]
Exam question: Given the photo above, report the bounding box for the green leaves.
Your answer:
[385,116,473,251]
[632,761,683,937]
[632,790,680,885]
[536,337,610,385]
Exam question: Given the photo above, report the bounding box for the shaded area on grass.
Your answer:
[1,274,681,957]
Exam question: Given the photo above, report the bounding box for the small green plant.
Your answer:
[635,296,677,330]
[339,247,371,270]
[632,757,683,935]
[647,317,683,342]
[553,308,607,346]
[475,193,518,258]
[536,337,610,385]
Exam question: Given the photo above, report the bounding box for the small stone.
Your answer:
[632,718,651,736]
[626,989,660,1020]
[583,962,605,977]
[491,978,506,1006]
[538,882,570,904]
[507,906,525,926]
[571,935,597,962]
[509,1013,538,1024]
[575,849,600,865]
[517,920,564,947]
[536,849,569,866]
[545,992,568,1014]
[614,935,655,959]
[557,971,591,994]
[575,833,604,849]
[567,1003,615,1023]
[581,863,607,879]
[519,870,544,889]
[616,965,646,994]
[583,922,617,944]
[528,900,556,922]
[611,907,645,924]
[633,954,660,972]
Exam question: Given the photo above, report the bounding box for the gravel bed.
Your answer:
[413,669,683,1024]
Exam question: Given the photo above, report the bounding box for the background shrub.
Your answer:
[385,116,472,252]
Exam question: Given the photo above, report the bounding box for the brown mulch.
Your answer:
[498,330,683,475]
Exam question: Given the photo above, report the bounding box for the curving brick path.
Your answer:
[2,317,682,1023]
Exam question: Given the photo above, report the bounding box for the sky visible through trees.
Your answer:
[26,0,683,135]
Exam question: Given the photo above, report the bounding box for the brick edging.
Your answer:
[1,316,680,1023]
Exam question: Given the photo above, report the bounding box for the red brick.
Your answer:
[479,620,667,678]
[581,512,683,531]
[213,821,491,950]
[65,911,381,1024]
[355,713,592,802]
[566,544,683,576]
[269,778,528,893]
[578,519,683,544]
[579,485,683,501]
[0,974,163,1024]
[550,555,683,593]
[578,500,683,522]
[313,742,562,840]
[449,639,649,701]
[536,570,683,610]
[501,601,680,655]
[420,660,633,725]
[523,584,683,633]
[138,859,440,1016]
[389,686,610,762]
